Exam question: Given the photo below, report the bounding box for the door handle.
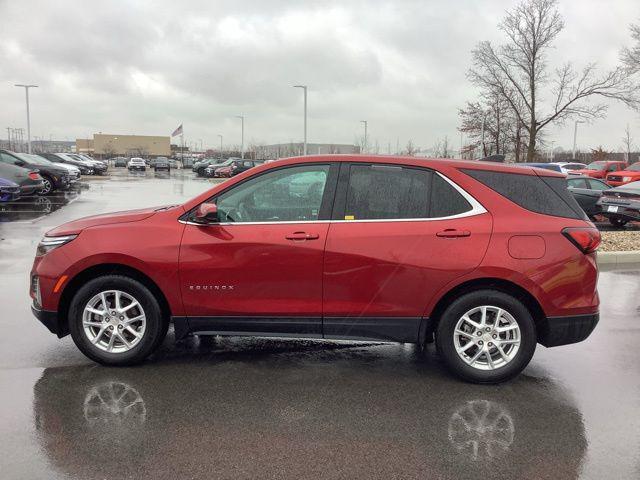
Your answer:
[285,232,320,241]
[436,229,471,238]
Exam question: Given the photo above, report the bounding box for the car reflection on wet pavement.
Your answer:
[0,170,639,479]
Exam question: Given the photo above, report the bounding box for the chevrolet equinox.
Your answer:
[30,155,600,383]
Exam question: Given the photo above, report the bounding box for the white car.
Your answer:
[549,162,587,174]
[127,157,146,171]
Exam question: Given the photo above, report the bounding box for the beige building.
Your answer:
[76,134,171,158]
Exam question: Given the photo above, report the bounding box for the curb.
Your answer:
[597,250,640,265]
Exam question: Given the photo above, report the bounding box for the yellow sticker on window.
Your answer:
[344,215,355,220]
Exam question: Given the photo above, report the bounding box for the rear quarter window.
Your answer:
[462,169,586,220]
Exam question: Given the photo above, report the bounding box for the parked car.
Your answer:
[153,157,170,172]
[597,180,640,228]
[0,150,70,195]
[70,154,108,175]
[41,153,94,175]
[516,162,564,173]
[30,155,600,383]
[27,154,80,184]
[113,157,128,167]
[566,176,611,219]
[192,158,221,176]
[204,158,251,178]
[0,160,44,196]
[0,177,21,202]
[604,162,640,187]
[549,162,587,174]
[127,157,146,171]
[571,160,628,179]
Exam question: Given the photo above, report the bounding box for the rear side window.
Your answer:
[462,169,586,220]
[344,165,431,220]
[588,179,609,191]
[430,174,473,217]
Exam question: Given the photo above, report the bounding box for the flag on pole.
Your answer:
[171,124,183,137]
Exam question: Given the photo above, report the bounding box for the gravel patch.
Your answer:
[600,231,640,252]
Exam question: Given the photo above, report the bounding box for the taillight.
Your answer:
[562,227,601,254]
[28,172,41,180]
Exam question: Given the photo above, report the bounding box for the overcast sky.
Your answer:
[1,0,639,153]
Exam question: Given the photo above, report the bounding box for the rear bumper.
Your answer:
[537,313,599,347]
[31,304,66,338]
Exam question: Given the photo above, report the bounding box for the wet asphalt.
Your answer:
[0,169,639,480]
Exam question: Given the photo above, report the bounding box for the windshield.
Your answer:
[586,161,606,170]
[215,159,234,167]
[626,163,640,172]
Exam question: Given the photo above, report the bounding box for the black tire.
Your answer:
[68,275,168,366]
[608,218,628,228]
[38,175,54,196]
[435,290,537,384]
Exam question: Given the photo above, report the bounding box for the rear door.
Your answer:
[322,163,493,341]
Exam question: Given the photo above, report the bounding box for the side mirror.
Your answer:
[14,160,25,166]
[194,203,219,223]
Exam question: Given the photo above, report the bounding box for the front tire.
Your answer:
[436,290,536,384]
[68,275,168,366]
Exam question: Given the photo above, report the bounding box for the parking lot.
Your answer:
[0,170,639,479]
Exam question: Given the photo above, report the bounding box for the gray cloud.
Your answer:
[1,0,639,152]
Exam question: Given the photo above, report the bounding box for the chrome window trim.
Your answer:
[180,171,487,226]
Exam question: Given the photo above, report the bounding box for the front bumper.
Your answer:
[31,303,67,338]
[538,313,599,347]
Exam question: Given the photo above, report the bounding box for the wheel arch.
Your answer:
[420,277,546,346]
[57,263,172,337]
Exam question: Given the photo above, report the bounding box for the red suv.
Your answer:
[30,156,600,383]
[605,162,640,187]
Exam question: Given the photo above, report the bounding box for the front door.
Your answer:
[179,163,337,336]
[322,163,492,342]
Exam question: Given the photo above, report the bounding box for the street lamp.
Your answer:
[217,134,223,160]
[360,120,368,154]
[572,120,584,160]
[15,84,38,153]
[236,115,245,159]
[293,85,307,155]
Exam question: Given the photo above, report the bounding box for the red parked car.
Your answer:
[30,156,600,383]
[571,160,627,180]
[605,162,640,187]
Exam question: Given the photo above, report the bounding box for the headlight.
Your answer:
[36,234,78,256]
[623,177,632,182]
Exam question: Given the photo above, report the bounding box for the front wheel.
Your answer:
[68,275,168,366]
[436,290,536,384]
[609,218,628,228]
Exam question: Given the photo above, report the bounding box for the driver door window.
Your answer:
[215,164,331,223]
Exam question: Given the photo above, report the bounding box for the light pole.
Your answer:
[572,120,584,160]
[15,84,38,154]
[236,115,245,159]
[293,85,307,155]
[198,139,203,152]
[360,120,368,153]
[217,134,223,160]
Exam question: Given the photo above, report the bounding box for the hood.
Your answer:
[0,177,19,187]
[611,169,640,176]
[46,206,161,236]
[572,168,600,175]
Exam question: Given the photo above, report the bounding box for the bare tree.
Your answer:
[621,124,635,163]
[622,21,640,73]
[432,136,453,158]
[591,146,609,162]
[402,140,419,156]
[469,0,639,162]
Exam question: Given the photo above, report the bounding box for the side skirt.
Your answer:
[172,316,423,343]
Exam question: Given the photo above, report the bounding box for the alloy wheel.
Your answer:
[453,305,521,370]
[39,178,52,195]
[82,290,146,353]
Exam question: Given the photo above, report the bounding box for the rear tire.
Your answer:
[609,218,628,228]
[436,290,536,384]
[68,275,168,366]
[38,175,54,196]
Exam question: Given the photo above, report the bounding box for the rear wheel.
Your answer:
[38,175,54,195]
[68,275,168,366]
[436,290,536,384]
[609,218,628,228]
